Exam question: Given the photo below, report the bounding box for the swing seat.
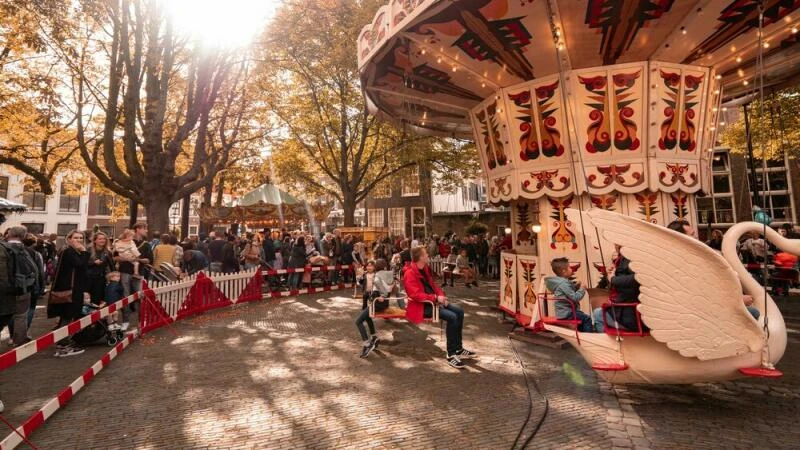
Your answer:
[538,294,582,329]
[738,367,783,378]
[591,362,629,371]
[601,303,650,337]
[369,297,439,323]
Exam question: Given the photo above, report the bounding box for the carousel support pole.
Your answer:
[743,103,761,208]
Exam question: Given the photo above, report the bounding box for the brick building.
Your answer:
[364,166,431,239]
[696,147,799,239]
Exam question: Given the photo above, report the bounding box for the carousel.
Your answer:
[197,182,332,231]
[358,0,800,384]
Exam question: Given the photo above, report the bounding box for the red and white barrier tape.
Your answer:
[266,283,354,298]
[0,293,139,372]
[263,264,354,276]
[0,333,136,450]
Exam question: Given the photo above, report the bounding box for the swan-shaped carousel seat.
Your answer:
[543,208,792,385]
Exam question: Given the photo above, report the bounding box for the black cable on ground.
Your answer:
[508,336,549,450]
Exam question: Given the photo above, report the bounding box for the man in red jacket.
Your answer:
[403,246,476,369]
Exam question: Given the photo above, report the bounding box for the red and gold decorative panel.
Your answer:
[649,63,710,193]
[499,252,518,315]
[503,75,574,199]
[357,6,390,68]
[487,172,517,203]
[472,96,513,175]
[517,254,540,323]
[570,62,648,194]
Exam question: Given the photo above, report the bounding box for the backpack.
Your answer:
[1,242,38,295]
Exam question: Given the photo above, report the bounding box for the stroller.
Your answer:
[72,302,125,347]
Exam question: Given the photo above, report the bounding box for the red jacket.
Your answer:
[438,242,451,258]
[402,263,443,324]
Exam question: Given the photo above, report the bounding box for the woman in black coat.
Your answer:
[287,236,307,289]
[85,232,114,305]
[48,230,89,325]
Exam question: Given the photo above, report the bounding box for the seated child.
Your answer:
[105,271,124,331]
[354,260,381,358]
[454,248,476,288]
[114,229,142,278]
[544,257,593,332]
[373,258,405,309]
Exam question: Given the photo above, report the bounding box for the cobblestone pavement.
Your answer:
[1,280,798,449]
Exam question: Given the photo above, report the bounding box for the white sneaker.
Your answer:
[121,322,130,331]
[108,323,122,331]
[0,400,4,413]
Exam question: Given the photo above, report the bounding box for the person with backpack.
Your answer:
[0,226,39,347]
[47,229,90,357]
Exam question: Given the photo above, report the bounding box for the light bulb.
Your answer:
[531,224,542,233]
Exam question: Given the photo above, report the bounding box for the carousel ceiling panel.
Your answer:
[361,1,800,131]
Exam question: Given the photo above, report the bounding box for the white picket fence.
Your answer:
[147,268,259,320]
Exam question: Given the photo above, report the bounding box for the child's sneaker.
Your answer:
[121,322,130,331]
[359,343,372,358]
[369,335,380,350]
[446,354,466,369]
[455,348,477,359]
[55,346,85,357]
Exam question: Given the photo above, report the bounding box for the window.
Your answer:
[57,223,79,236]
[22,179,46,211]
[59,182,81,212]
[96,225,116,238]
[21,223,44,234]
[372,182,392,199]
[367,208,384,228]
[747,154,795,224]
[96,194,115,215]
[712,175,731,194]
[389,208,405,237]
[411,207,426,239]
[189,225,198,236]
[699,149,737,225]
[0,176,8,199]
[401,167,420,196]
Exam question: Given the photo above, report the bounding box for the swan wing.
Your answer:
[573,208,764,360]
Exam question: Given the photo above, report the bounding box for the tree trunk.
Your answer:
[145,196,173,241]
[128,200,138,229]
[215,174,225,206]
[201,181,214,235]
[342,189,356,227]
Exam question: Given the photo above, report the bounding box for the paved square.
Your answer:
[1,281,798,449]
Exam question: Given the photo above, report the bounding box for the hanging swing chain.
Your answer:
[545,1,621,338]
[754,0,772,343]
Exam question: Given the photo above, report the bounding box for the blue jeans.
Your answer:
[436,304,465,355]
[120,273,142,323]
[747,306,760,320]
[561,309,594,332]
[288,272,302,289]
[592,308,615,333]
[354,308,376,341]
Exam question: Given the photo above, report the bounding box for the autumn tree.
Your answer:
[0,0,83,194]
[256,0,479,227]
[720,87,800,168]
[70,0,264,234]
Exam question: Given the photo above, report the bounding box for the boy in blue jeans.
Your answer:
[544,258,594,332]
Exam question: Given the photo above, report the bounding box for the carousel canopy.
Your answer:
[0,197,27,213]
[238,183,301,207]
[199,184,331,226]
[359,0,800,138]
[358,0,800,204]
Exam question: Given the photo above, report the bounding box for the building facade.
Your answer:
[364,166,431,239]
[0,169,89,236]
[696,148,799,239]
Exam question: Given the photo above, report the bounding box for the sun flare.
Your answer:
[165,0,281,48]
